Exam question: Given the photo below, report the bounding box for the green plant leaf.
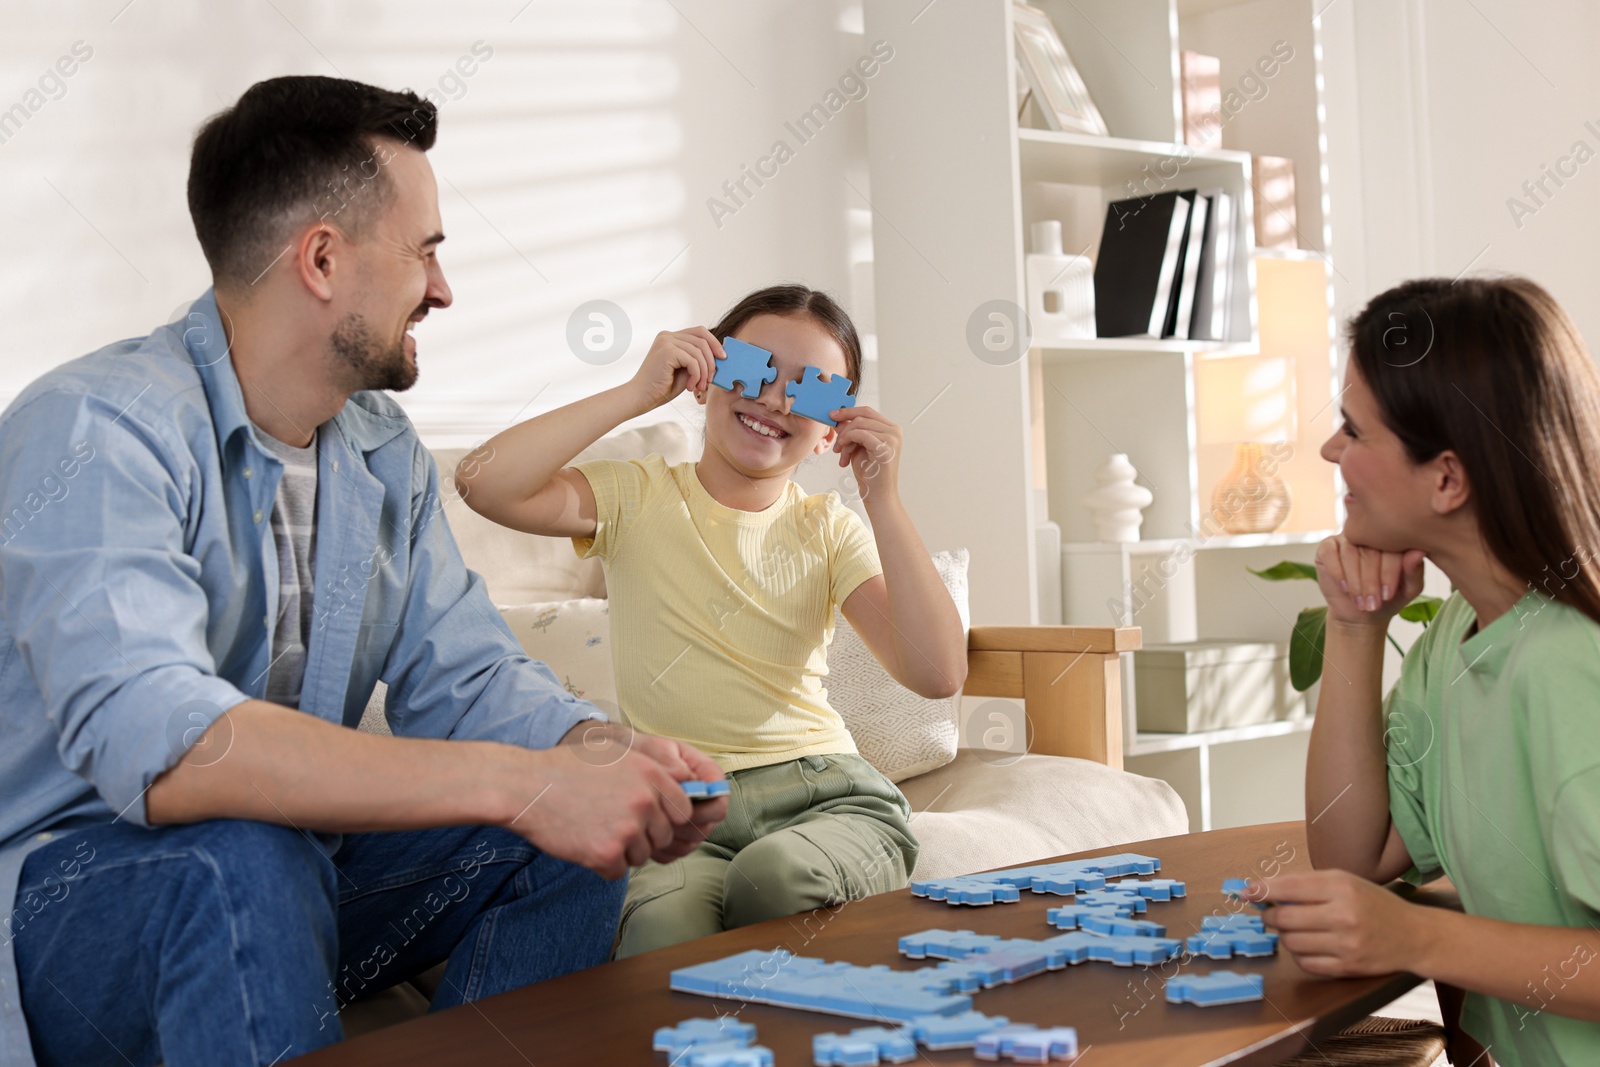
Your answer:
[1289,606,1328,692]
[1248,560,1319,582]
[1397,596,1444,624]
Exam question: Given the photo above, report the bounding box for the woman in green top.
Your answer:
[1250,276,1600,1065]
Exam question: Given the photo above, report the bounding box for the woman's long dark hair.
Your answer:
[1348,276,1600,624]
[711,284,862,391]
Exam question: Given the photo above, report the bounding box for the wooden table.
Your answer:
[297,821,1425,1066]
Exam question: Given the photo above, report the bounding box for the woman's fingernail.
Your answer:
[1382,585,1392,601]
[1339,580,1348,593]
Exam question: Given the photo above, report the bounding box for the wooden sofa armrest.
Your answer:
[964,625,1142,770]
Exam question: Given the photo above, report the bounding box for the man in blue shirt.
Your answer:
[0,76,726,1067]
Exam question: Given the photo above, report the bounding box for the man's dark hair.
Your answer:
[187,75,437,287]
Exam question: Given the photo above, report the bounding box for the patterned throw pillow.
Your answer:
[498,598,619,713]
[829,549,970,782]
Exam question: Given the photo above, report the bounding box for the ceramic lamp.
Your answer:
[1082,454,1154,542]
[1196,354,1296,534]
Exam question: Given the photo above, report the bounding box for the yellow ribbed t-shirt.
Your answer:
[572,455,882,772]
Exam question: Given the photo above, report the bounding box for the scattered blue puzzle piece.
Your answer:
[1083,852,1161,877]
[1185,929,1279,960]
[974,1023,1080,1063]
[902,1012,1012,1052]
[1083,933,1184,967]
[813,1026,917,1066]
[1125,878,1187,901]
[1222,877,1272,909]
[713,338,778,398]
[654,1017,757,1057]
[684,1043,775,1067]
[785,365,857,426]
[1201,913,1266,934]
[1079,913,1167,938]
[1045,905,1112,930]
[680,779,731,800]
[1078,889,1148,914]
[1165,970,1266,1007]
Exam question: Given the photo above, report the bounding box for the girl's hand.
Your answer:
[1250,870,1436,978]
[831,406,902,504]
[1315,534,1425,627]
[627,328,724,413]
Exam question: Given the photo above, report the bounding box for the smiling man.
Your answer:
[0,76,726,1067]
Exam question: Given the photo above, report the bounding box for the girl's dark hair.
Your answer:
[710,285,862,391]
[1348,276,1600,624]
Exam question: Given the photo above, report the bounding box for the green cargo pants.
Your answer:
[613,752,919,958]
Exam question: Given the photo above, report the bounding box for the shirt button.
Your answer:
[254,509,264,523]
[34,832,52,842]
[243,467,254,479]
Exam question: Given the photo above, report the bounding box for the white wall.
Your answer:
[0,0,879,512]
[1321,0,1600,348]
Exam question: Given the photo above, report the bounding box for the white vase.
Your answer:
[1026,220,1095,343]
[1082,454,1154,542]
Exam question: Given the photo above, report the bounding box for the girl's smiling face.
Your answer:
[700,312,848,478]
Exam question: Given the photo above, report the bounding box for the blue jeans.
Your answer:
[11,819,625,1067]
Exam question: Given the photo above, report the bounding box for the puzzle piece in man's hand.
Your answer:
[785,365,856,426]
[681,779,731,800]
[713,337,778,398]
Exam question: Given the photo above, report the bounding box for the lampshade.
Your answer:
[1196,354,1298,445]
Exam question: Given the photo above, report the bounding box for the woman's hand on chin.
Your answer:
[1315,534,1426,628]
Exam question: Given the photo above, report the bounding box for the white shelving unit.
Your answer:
[864,0,1344,830]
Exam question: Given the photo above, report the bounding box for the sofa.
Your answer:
[343,419,1187,1033]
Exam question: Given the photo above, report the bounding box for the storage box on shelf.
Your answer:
[1135,639,1308,734]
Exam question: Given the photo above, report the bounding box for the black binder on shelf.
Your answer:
[1093,190,1195,339]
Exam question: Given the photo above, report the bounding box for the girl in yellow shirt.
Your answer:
[457,285,966,955]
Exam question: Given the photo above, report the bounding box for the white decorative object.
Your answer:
[1025,220,1095,344]
[1082,454,1154,542]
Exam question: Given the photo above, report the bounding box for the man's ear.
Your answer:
[294,224,342,302]
[1431,450,1471,516]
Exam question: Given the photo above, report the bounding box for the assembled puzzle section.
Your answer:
[712,338,778,398]
[909,854,1166,907]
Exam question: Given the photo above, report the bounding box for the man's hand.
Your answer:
[1252,870,1438,978]
[501,720,728,878]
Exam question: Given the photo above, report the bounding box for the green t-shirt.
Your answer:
[1386,590,1600,1066]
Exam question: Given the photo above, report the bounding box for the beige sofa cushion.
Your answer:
[433,420,695,605]
[830,549,968,782]
[897,750,1190,880]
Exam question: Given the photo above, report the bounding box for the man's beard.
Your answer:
[330,312,417,392]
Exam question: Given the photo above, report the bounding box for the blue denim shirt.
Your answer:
[0,291,603,1064]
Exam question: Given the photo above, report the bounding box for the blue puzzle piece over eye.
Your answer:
[713,337,778,398]
[785,366,856,426]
